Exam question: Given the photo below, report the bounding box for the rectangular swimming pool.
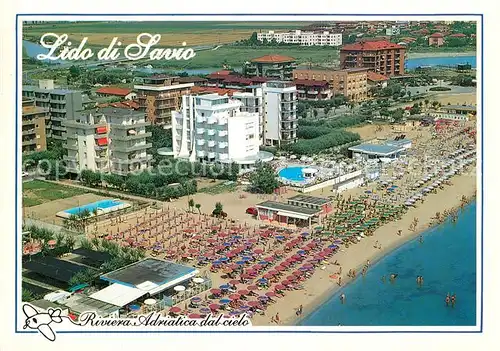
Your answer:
[57,199,131,218]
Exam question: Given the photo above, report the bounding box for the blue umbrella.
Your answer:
[275,235,285,240]
[191,297,202,303]
[334,240,342,244]
[365,190,372,194]
[297,250,306,255]
[258,278,268,283]
[328,244,339,249]
[233,235,242,239]
[259,261,268,265]
[299,267,309,271]
[301,232,309,236]
[258,296,269,301]
[220,284,230,290]
[200,307,211,314]
[236,261,246,265]
[229,310,241,316]
[239,305,250,311]
[212,260,221,265]
[129,304,140,311]
[219,257,229,262]
[242,256,252,261]
[223,243,231,247]
[219,298,231,304]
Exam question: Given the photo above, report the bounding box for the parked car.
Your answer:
[21,171,29,178]
[246,207,258,216]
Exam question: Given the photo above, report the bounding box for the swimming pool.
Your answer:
[278,166,317,185]
[57,199,131,218]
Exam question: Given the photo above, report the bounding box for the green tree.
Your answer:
[195,203,201,214]
[313,109,318,118]
[249,162,279,194]
[188,199,195,212]
[213,202,224,216]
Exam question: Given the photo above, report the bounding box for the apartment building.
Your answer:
[262,81,298,147]
[134,75,194,125]
[340,40,406,76]
[104,107,152,175]
[171,94,261,169]
[233,86,265,141]
[22,79,83,140]
[293,68,369,102]
[21,97,49,154]
[244,55,296,81]
[294,80,332,100]
[63,112,109,174]
[257,30,342,46]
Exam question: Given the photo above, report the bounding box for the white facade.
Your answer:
[63,113,109,174]
[171,94,260,166]
[257,30,342,46]
[233,86,264,142]
[105,108,152,175]
[262,82,298,147]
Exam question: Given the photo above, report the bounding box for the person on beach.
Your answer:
[338,266,342,275]
[275,313,280,324]
[366,260,371,267]
[340,293,346,304]
[397,230,402,236]
[298,304,303,315]
[338,276,342,286]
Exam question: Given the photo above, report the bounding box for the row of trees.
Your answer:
[23,225,76,257]
[285,130,361,156]
[299,113,368,129]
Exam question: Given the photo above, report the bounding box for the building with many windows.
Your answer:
[340,40,406,76]
[262,81,298,147]
[22,79,84,140]
[21,97,49,154]
[257,30,342,46]
[293,68,369,102]
[170,94,270,170]
[134,75,194,126]
[244,55,296,81]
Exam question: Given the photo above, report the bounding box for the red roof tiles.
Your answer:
[96,87,132,96]
[367,71,389,82]
[97,101,139,110]
[250,55,296,63]
[429,32,444,38]
[191,86,241,97]
[341,40,404,51]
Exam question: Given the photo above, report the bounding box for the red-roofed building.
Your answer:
[428,33,445,47]
[448,33,466,38]
[191,86,241,96]
[95,87,136,100]
[367,71,389,88]
[97,100,140,110]
[244,55,296,80]
[340,40,405,76]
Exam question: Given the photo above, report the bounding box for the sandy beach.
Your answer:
[251,169,476,326]
[407,51,477,59]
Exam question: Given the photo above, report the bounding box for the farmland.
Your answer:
[23,21,313,46]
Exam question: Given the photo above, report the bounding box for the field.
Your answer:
[149,45,339,69]
[22,180,86,207]
[23,21,312,46]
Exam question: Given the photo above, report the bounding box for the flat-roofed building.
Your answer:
[244,55,296,81]
[21,97,49,154]
[134,75,194,125]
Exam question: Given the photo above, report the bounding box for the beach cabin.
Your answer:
[286,195,333,214]
[348,143,406,160]
[255,200,322,228]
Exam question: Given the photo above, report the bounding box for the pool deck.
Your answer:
[56,200,132,219]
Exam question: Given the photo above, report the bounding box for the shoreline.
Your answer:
[407,51,476,59]
[251,170,477,326]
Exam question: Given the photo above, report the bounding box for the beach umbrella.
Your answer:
[265,291,276,297]
[169,307,181,313]
[239,305,251,311]
[200,307,211,315]
[247,285,258,291]
[258,296,269,302]
[281,280,291,286]
[229,293,241,301]
[174,285,186,292]
[247,301,261,307]
[229,279,240,286]
[259,261,268,265]
[242,256,252,261]
[188,313,202,319]
[229,310,241,316]
[274,284,285,290]
[253,248,264,254]
[209,304,220,310]
[191,297,202,303]
[257,278,268,284]
[236,260,246,265]
[238,289,249,296]
[219,298,231,305]
[210,288,221,295]
[268,270,279,276]
[220,284,230,290]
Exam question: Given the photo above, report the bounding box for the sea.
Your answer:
[299,201,477,326]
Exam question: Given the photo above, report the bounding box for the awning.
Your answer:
[90,283,147,307]
[96,126,107,134]
[97,137,108,146]
[276,211,311,220]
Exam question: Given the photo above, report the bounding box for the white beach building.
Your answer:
[171,94,272,170]
[257,30,342,47]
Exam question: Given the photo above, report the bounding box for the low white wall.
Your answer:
[297,170,363,193]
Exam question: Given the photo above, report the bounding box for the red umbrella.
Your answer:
[188,313,202,319]
[247,285,258,291]
[264,256,274,262]
[184,229,194,233]
[275,266,285,271]
[188,249,198,254]
[229,280,240,286]
[268,270,279,276]
[274,284,285,290]
[237,290,249,296]
[210,288,221,294]
[263,273,273,279]
[247,301,261,307]
[253,248,263,254]
[209,304,220,310]
[229,294,241,300]
[240,273,252,279]
[170,307,181,313]
[280,261,290,266]
[292,271,302,276]
[281,280,291,286]
[286,275,296,281]
[292,254,301,260]
[265,291,276,297]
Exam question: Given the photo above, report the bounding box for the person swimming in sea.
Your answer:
[390,273,398,283]
[419,235,424,244]
[340,293,346,304]
[445,293,450,307]
[381,275,386,283]
[451,294,456,308]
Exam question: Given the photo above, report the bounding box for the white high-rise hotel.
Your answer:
[257,30,342,46]
[171,94,265,169]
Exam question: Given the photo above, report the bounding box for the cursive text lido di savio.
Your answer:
[36,33,196,61]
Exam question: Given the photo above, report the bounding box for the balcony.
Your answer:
[112,132,152,141]
[219,153,229,161]
[22,139,36,146]
[197,139,205,146]
[63,155,78,162]
[112,154,153,164]
[207,129,216,136]
[50,107,66,113]
[196,116,206,123]
[218,141,228,149]
[217,118,227,125]
[51,125,66,131]
[63,143,78,150]
[111,121,149,129]
[35,96,50,102]
[218,130,228,137]
[196,128,205,134]
[197,150,206,158]
[22,129,36,136]
[50,99,65,104]
[112,142,152,153]
[206,116,217,124]
[207,140,216,147]
[207,152,216,159]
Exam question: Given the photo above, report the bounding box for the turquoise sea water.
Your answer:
[299,202,477,326]
[406,56,476,69]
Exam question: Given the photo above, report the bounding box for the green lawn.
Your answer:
[150,45,339,69]
[199,182,238,195]
[22,180,86,207]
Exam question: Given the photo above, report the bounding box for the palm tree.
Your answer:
[195,203,201,214]
[213,202,223,216]
[92,208,99,222]
[188,199,195,213]
[64,236,76,252]
[79,238,93,250]
[91,237,101,251]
